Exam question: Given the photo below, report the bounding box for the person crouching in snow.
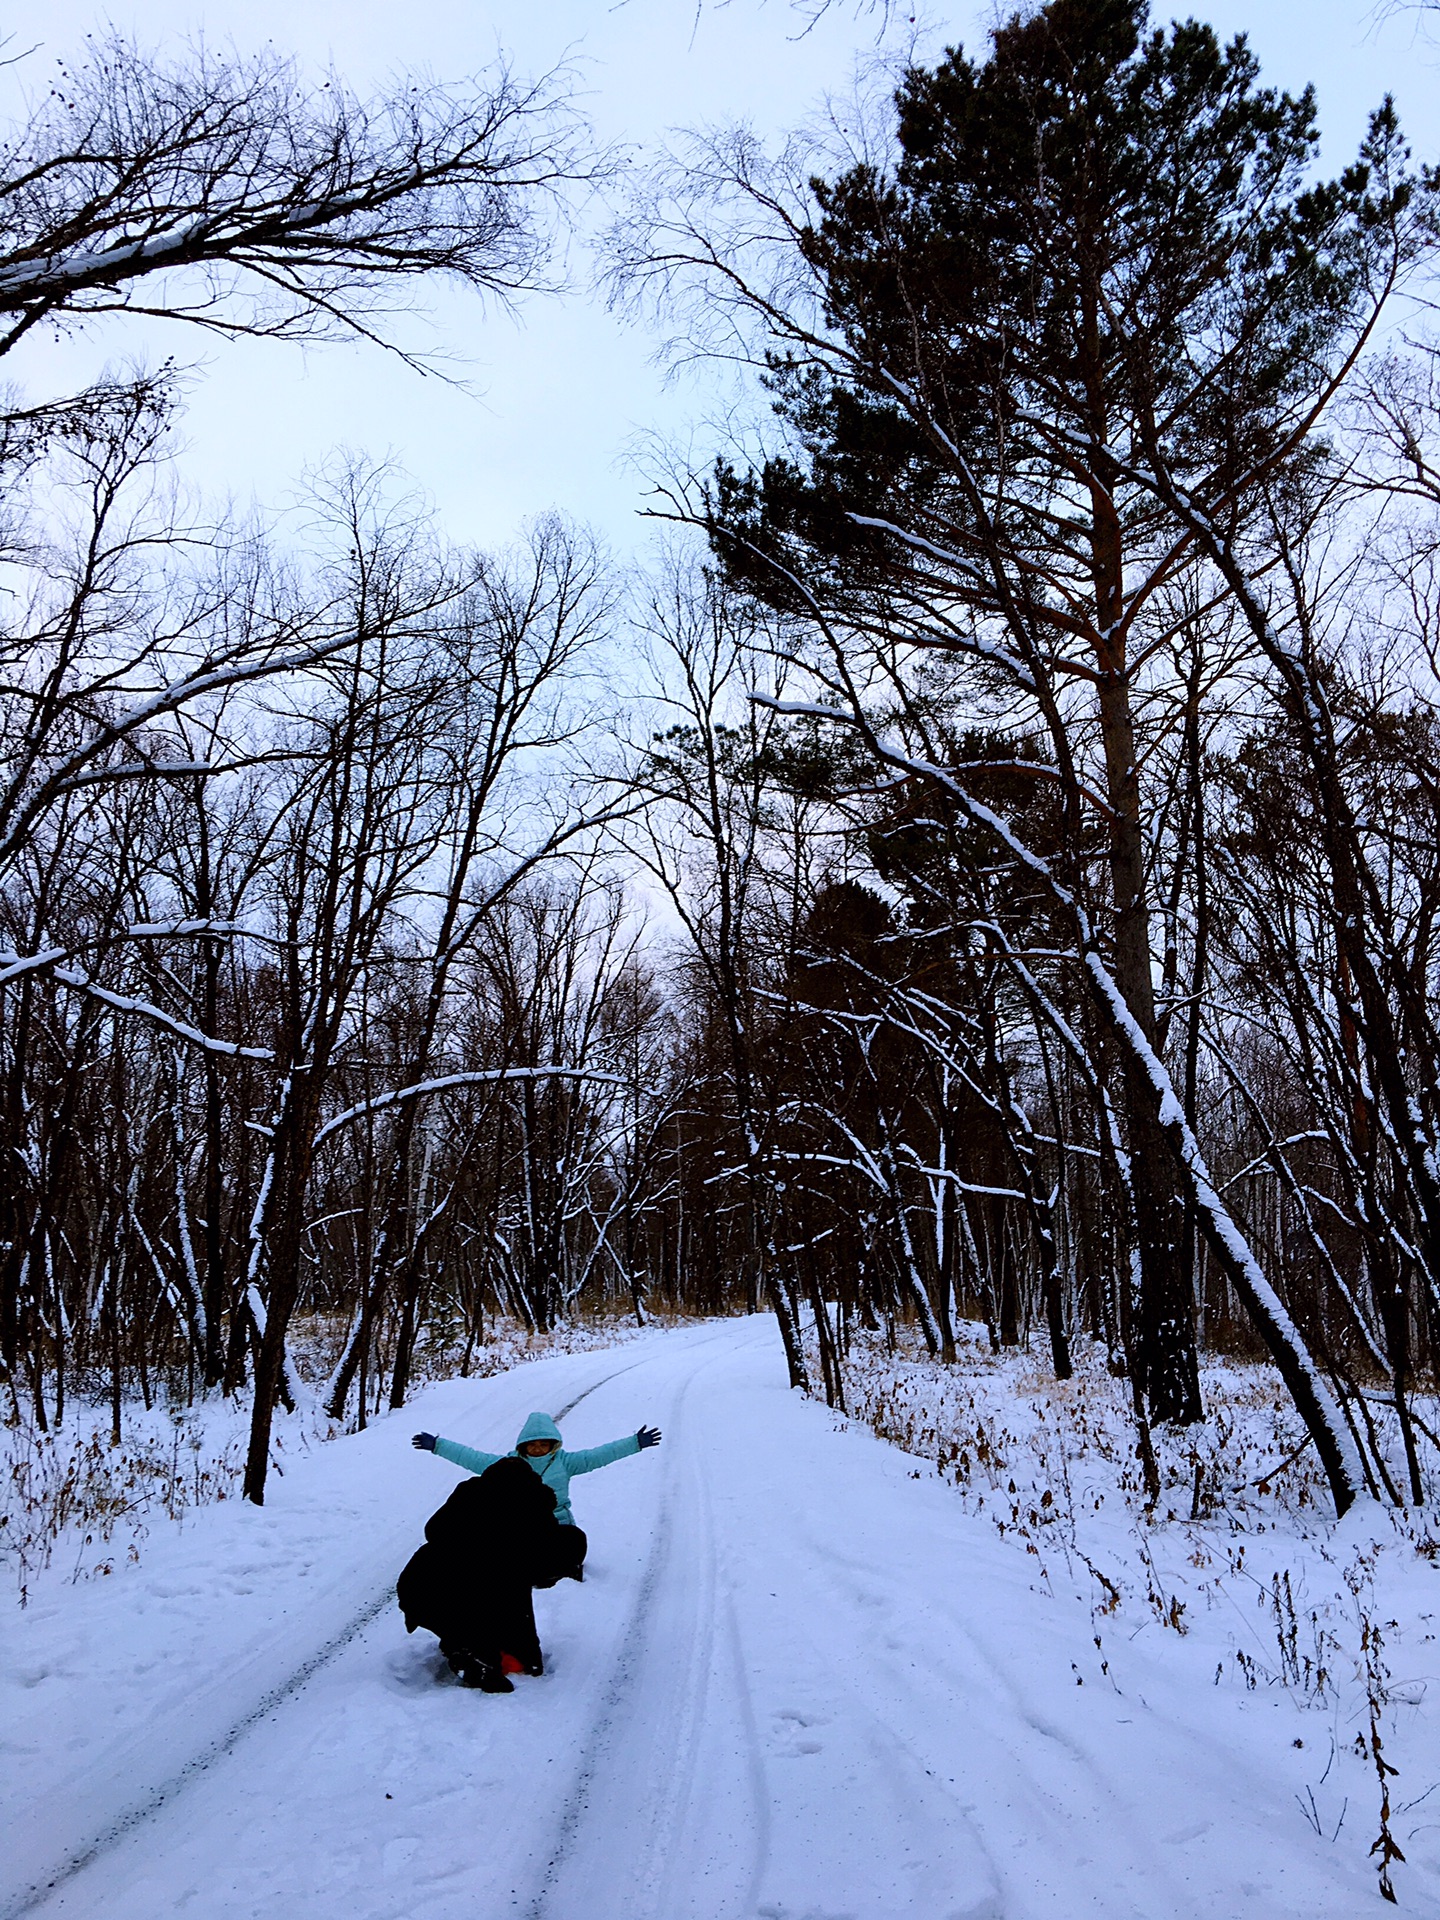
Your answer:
[397,1455,569,1692]
[411,1411,662,1584]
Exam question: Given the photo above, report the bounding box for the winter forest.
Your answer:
[6,0,1440,1914]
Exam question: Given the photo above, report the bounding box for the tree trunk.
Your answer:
[1094,642,1201,1425]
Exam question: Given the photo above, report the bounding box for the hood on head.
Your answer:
[516,1411,562,1448]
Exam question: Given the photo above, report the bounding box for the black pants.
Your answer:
[550,1525,587,1583]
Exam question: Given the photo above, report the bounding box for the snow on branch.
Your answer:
[45,967,273,1059]
[313,1066,636,1148]
[0,947,69,986]
[50,760,217,795]
[0,36,594,361]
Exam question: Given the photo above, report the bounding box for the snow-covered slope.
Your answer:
[0,1319,1400,1917]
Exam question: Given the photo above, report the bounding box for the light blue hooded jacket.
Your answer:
[432,1411,641,1527]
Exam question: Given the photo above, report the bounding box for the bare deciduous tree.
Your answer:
[0,34,589,360]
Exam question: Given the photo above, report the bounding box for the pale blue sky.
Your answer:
[9,0,1437,559]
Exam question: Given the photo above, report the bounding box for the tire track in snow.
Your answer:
[623,1448,734,1918]
[708,1462,1008,1918]
[0,1350,657,1920]
[718,1579,773,1919]
[519,1328,769,1920]
[581,1388,752,1920]
[778,1483,1196,1919]
[518,1357,698,1920]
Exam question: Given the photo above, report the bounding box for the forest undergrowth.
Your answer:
[0,1311,675,1606]
[829,1323,1440,1903]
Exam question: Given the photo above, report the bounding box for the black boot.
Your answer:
[460,1656,513,1694]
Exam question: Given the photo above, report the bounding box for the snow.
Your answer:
[314,1066,635,1148]
[1,1317,1430,1918]
[0,223,210,296]
[0,950,70,985]
[41,966,275,1059]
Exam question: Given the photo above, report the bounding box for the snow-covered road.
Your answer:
[1,1319,1391,1918]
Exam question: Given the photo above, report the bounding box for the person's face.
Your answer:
[519,1438,559,1459]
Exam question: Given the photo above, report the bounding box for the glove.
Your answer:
[636,1425,662,1450]
[412,1431,438,1452]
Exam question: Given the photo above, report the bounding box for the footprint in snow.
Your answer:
[1161,1821,1212,1845]
[381,1644,450,1693]
[383,1836,420,1876]
[772,1707,826,1755]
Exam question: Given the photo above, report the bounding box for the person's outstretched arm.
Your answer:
[564,1427,662,1476]
[412,1432,503,1475]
